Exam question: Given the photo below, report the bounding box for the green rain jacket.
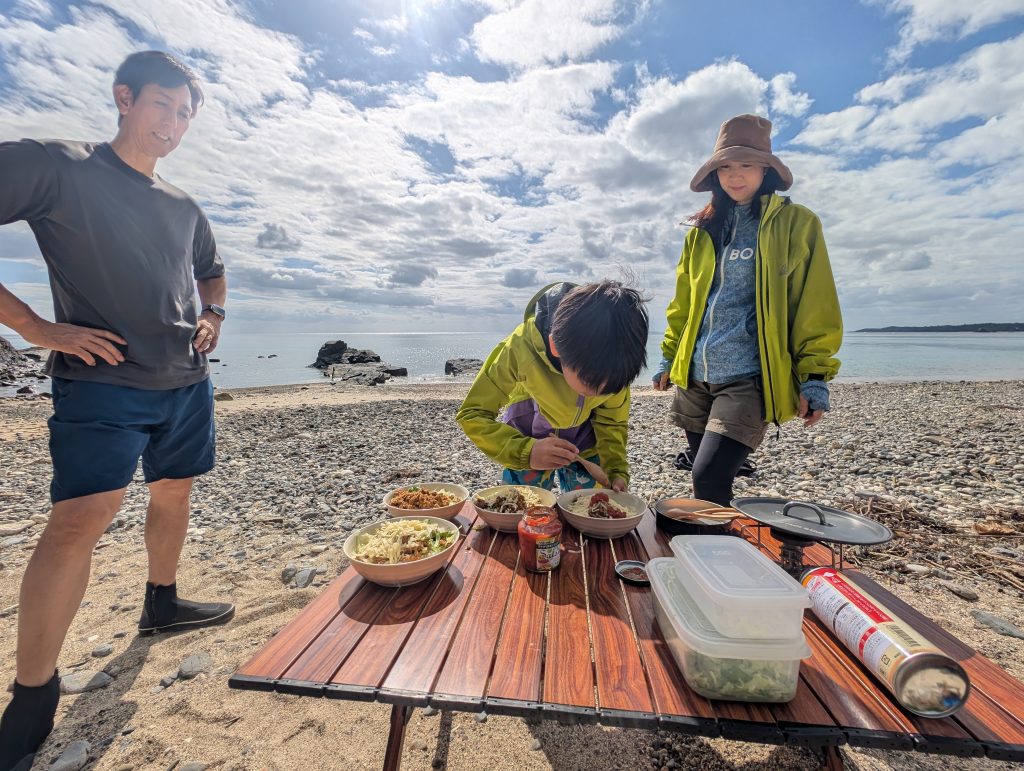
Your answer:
[661,194,843,424]
[456,283,632,483]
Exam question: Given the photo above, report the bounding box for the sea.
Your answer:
[3,331,1024,393]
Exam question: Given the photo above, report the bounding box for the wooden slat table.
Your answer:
[230,505,1024,769]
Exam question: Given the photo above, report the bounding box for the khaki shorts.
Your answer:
[669,377,769,450]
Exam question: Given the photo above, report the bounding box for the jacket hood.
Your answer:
[523,281,577,371]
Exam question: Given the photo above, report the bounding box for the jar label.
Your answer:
[535,535,561,571]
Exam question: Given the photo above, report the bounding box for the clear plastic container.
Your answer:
[670,535,809,640]
[648,557,811,703]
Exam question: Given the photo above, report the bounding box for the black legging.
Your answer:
[686,430,752,506]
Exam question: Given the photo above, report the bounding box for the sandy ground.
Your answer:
[1,381,1022,771]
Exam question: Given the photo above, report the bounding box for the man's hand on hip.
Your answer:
[24,319,126,366]
[193,312,222,354]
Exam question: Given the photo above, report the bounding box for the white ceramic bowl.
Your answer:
[556,489,647,539]
[382,482,469,521]
[471,485,558,532]
[343,516,460,587]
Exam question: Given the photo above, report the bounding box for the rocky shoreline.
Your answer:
[1,380,1022,770]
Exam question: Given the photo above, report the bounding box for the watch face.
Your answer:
[205,304,226,318]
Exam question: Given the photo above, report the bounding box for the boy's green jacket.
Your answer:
[661,194,843,424]
[456,284,632,483]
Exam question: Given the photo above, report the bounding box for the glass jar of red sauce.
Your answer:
[518,505,562,572]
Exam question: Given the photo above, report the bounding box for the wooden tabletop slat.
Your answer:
[543,525,597,710]
[330,562,455,689]
[585,533,654,714]
[281,583,397,684]
[614,527,717,724]
[234,569,366,680]
[380,524,496,697]
[486,557,548,704]
[431,531,520,701]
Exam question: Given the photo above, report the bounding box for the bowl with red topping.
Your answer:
[555,489,647,538]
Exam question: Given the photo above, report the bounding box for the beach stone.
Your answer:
[384,366,408,377]
[972,611,1024,639]
[160,675,178,688]
[937,581,978,601]
[293,568,316,588]
[280,563,297,584]
[410,739,428,751]
[309,545,328,555]
[902,563,930,574]
[91,643,114,658]
[60,671,112,694]
[49,740,90,771]
[214,392,234,402]
[0,521,33,536]
[445,358,483,376]
[178,652,213,680]
[530,739,542,751]
[16,385,34,395]
[179,763,208,771]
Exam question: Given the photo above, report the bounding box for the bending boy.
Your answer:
[457,281,649,492]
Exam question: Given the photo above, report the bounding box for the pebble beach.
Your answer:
[2,380,1023,770]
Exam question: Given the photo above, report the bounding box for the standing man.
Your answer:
[0,51,232,770]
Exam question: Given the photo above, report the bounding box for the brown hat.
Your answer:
[689,114,793,193]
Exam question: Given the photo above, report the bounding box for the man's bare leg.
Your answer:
[15,488,126,686]
[1,488,125,770]
[137,476,233,635]
[144,477,193,586]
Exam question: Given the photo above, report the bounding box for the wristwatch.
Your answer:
[202,304,226,319]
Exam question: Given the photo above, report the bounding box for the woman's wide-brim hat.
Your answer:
[689,114,793,192]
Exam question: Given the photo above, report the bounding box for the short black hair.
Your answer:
[550,280,649,394]
[114,51,204,118]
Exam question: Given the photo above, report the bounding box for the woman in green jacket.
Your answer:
[653,114,842,505]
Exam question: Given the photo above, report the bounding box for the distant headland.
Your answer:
[854,323,1024,333]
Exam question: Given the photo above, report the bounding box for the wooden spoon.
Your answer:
[663,506,739,522]
[575,455,611,487]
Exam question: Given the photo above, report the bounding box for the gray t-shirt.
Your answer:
[0,139,224,390]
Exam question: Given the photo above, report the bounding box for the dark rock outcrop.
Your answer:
[445,358,483,376]
[312,340,406,387]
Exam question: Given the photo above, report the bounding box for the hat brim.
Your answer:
[689,145,793,193]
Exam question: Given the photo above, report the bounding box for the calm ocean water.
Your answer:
[4,331,1024,392]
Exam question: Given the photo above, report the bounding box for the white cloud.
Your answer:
[1,1,1022,336]
[470,0,628,69]
[873,0,1024,62]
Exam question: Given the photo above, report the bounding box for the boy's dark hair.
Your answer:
[114,51,204,122]
[550,280,649,395]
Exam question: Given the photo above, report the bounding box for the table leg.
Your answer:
[382,704,413,771]
[817,745,845,771]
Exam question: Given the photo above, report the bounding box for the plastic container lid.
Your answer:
[648,557,811,661]
[670,535,809,606]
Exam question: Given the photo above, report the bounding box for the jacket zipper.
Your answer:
[701,209,739,381]
[756,197,782,435]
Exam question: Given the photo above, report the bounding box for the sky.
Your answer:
[1,0,1023,335]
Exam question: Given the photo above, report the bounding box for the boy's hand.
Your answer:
[652,372,671,391]
[530,437,579,470]
[611,477,627,492]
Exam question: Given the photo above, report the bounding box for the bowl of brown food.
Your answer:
[383,483,469,521]
[471,485,557,532]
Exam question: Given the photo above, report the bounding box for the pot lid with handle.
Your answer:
[729,497,894,545]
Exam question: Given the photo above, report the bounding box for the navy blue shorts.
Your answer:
[48,377,216,503]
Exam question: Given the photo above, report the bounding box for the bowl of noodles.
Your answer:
[343,516,460,586]
[383,482,469,520]
[471,485,557,532]
[556,489,647,538]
